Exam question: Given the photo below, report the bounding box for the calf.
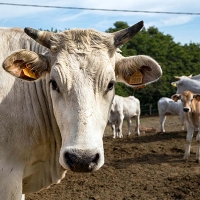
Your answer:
[109,95,140,138]
[172,91,200,162]
[157,97,184,132]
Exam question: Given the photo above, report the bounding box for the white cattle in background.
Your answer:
[157,97,185,132]
[171,74,200,94]
[0,21,162,199]
[109,95,140,138]
[172,91,200,162]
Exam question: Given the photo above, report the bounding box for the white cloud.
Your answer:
[161,15,193,26]
[58,11,89,22]
[144,15,194,28]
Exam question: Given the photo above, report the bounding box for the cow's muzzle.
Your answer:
[183,107,190,112]
[64,149,101,172]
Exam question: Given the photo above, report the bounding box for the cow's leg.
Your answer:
[21,194,25,200]
[117,117,124,138]
[135,114,140,136]
[127,119,131,136]
[111,124,116,138]
[183,122,194,161]
[160,115,166,132]
[196,129,200,163]
[180,115,184,131]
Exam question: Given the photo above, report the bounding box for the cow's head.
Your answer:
[171,79,185,94]
[172,91,200,113]
[3,21,162,172]
[171,75,193,94]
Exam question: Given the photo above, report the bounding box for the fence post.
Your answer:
[149,104,152,115]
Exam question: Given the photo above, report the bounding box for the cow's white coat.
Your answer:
[157,97,184,132]
[109,95,140,138]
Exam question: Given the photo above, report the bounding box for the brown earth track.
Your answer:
[26,115,200,200]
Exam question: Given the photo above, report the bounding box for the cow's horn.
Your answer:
[113,21,144,47]
[24,28,52,49]
[174,76,181,79]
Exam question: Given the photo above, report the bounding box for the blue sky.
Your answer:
[0,0,200,45]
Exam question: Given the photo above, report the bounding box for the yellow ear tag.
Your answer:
[171,82,177,87]
[23,65,37,79]
[129,70,143,85]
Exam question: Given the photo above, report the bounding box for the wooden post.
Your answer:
[149,104,152,115]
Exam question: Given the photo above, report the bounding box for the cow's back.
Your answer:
[176,78,200,94]
[0,28,48,102]
[0,28,47,65]
[0,28,48,51]
[122,96,140,119]
[158,97,182,115]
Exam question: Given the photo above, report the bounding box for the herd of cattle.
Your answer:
[109,74,200,165]
[0,20,198,200]
[115,75,200,163]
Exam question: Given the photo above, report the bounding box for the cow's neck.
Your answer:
[21,75,66,193]
[0,74,65,193]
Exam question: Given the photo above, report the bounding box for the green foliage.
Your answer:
[106,21,200,113]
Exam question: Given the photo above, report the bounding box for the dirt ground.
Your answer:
[26,115,200,200]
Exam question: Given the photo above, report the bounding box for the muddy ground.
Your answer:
[26,115,200,200]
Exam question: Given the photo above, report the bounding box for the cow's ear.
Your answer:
[171,82,177,87]
[3,50,49,81]
[171,94,181,102]
[115,54,162,89]
[193,94,200,101]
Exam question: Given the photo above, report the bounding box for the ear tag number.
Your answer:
[129,70,143,85]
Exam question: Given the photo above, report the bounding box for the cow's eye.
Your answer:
[106,80,115,92]
[49,79,59,92]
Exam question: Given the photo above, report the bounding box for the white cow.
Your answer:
[171,74,200,94]
[157,97,185,132]
[109,95,140,138]
[0,21,162,199]
[172,91,200,162]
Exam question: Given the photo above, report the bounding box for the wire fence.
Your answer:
[0,3,200,15]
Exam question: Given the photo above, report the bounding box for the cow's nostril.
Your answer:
[88,153,100,170]
[64,152,75,168]
[92,153,100,164]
